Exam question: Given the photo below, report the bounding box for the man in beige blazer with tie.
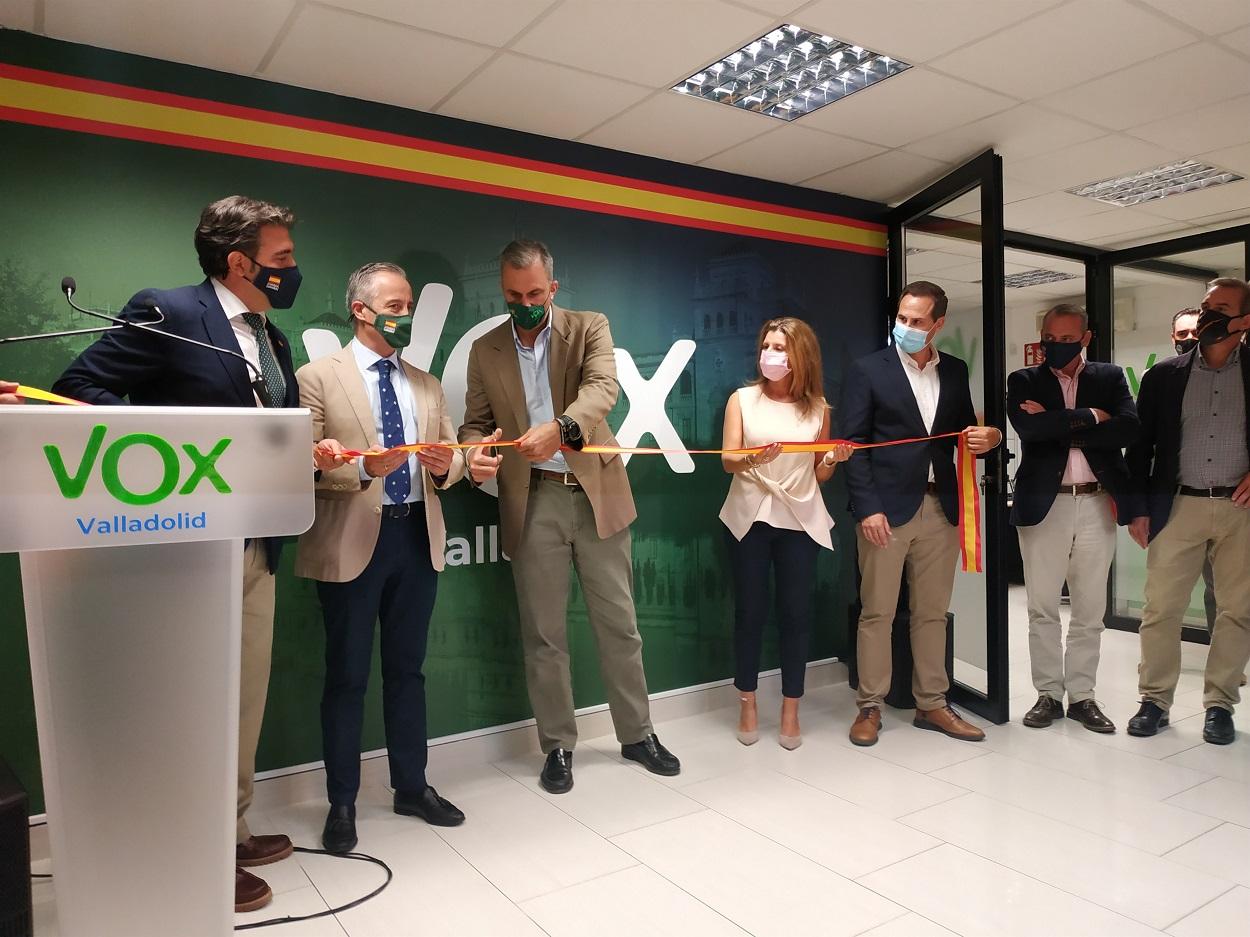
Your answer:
[296,262,466,854]
[459,239,680,793]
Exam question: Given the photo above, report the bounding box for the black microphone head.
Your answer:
[61,276,76,296]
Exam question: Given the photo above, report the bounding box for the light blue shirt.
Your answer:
[513,319,568,474]
[350,338,422,503]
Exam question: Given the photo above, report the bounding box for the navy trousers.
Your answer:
[316,509,438,806]
[725,522,820,699]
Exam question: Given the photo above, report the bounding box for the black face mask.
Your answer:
[1197,307,1234,346]
[1041,339,1083,371]
[1174,337,1199,356]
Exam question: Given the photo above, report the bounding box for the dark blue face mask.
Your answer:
[247,256,302,310]
[1041,339,1082,370]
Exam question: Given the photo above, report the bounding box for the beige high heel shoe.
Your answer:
[737,695,759,746]
[779,701,801,750]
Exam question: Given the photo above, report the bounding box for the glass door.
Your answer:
[1097,227,1250,644]
[887,150,1009,724]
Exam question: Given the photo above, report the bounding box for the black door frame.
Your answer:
[887,149,1010,725]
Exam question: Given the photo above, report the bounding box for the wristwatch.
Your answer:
[556,415,584,451]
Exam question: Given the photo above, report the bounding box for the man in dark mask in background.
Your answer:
[1127,278,1250,745]
[1008,303,1139,733]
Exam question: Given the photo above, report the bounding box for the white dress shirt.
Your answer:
[1052,355,1099,485]
[513,318,568,474]
[896,343,941,482]
[350,337,423,504]
[211,278,272,407]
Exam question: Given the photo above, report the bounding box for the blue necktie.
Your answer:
[374,359,411,504]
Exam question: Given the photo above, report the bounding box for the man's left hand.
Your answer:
[1233,470,1250,507]
[1019,399,1044,414]
[0,380,23,406]
[964,425,1001,454]
[416,444,454,478]
[517,420,563,463]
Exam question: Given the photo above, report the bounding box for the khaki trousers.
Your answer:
[511,478,653,752]
[237,541,276,843]
[856,494,960,710]
[1018,492,1116,703]
[1140,495,1250,712]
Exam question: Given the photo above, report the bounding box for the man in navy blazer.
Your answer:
[1007,303,1138,735]
[1124,278,1250,746]
[841,280,1002,747]
[52,195,302,913]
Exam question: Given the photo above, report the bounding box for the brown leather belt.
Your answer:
[1058,482,1102,495]
[1178,485,1237,498]
[532,468,581,488]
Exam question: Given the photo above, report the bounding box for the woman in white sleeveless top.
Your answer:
[720,316,851,749]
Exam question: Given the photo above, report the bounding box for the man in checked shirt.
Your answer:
[1126,278,1250,745]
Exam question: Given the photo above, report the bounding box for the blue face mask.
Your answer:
[247,256,302,310]
[892,320,931,355]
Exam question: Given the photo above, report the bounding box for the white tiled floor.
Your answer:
[32,588,1250,936]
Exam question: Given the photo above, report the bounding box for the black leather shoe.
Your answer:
[394,786,465,826]
[1022,695,1064,728]
[321,804,357,855]
[540,749,574,794]
[1127,699,1169,737]
[1203,707,1236,745]
[1066,699,1116,734]
[621,734,681,776]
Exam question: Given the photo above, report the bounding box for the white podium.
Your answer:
[0,406,314,937]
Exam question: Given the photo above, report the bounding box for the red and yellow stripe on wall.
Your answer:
[0,64,886,256]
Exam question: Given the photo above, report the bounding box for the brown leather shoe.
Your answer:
[1066,699,1116,734]
[850,707,882,746]
[236,834,293,867]
[1022,695,1064,728]
[235,867,272,913]
[914,705,985,742]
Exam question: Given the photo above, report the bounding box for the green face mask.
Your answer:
[507,300,548,330]
[364,305,413,350]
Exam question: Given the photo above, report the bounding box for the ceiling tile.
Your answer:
[1202,140,1250,176]
[319,0,555,47]
[510,0,773,86]
[1222,24,1250,55]
[1125,178,1250,221]
[44,0,296,74]
[1003,177,1050,204]
[905,249,979,275]
[1138,0,1250,34]
[733,0,806,14]
[1102,221,1205,248]
[579,93,777,165]
[1126,93,1250,153]
[1026,207,1176,242]
[698,125,885,185]
[1008,134,1184,191]
[1183,209,1250,232]
[1003,191,1119,230]
[797,67,1015,148]
[938,259,1035,283]
[904,104,1104,164]
[930,0,1193,101]
[1041,43,1250,131]
[436,53,652,140]
[794,0,1061,64]
[802,149,948,203]
[0,1,36,30]
[263,5,494,112]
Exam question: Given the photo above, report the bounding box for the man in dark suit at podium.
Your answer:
[53,195,302,913]
[1008,303,1138,734]
[840,280,1002,748]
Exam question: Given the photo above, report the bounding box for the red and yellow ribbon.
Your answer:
[13,384,91,406]
[343,430,984,573]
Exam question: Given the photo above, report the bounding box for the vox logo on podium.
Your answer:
[44,424,233,506]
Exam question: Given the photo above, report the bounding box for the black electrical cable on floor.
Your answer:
[234,846,392,930]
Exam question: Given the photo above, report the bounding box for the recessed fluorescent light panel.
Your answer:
[672,24,910,121]
[1066,160,1244,208]
[1003,269,1080,289]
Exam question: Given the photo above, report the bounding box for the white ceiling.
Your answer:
[5,0,1250,249]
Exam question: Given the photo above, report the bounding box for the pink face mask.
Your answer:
[759,349,791,381]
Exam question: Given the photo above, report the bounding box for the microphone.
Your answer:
[0,275,151,345]
[59,278,274,408]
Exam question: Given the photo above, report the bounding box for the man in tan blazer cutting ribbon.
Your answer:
[296,262,466,854]
[459,239,680,793]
